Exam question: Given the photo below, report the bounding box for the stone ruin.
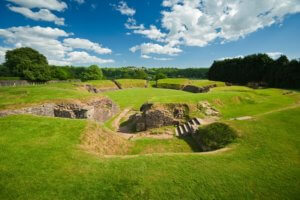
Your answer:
[0,97,119,123]
[128,103,189,132]
[182,84,217,93]
[197,101,220,116]
[125,101,220,133]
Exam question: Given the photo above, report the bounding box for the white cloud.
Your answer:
[153,57,173,61]
[65,51,114,65]
[141,54,151,59]
[115,1,136,16]
[131,0,300,57]
[217,55,244,61]
[130,43,182,56]
[48,59,71,66]
[63,38,112,54]
[0,26,114,66]
[8,6,64,25]
[125,18,145,30]
[266,52,283,59]
[160,0,300,47]
[0,47,10,63]
[74,0,84,4]
[141,54,173,61]
[133,25,166,41]
[6,0,67,11]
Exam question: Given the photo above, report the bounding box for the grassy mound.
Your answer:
[116,79,147,88]
[0,82,94,110]
[157,78,225,90]
[84,80,118,89]
[194,122,237,151]
[81,122,130,155]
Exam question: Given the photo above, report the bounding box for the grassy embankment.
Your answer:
[115,79,147,88]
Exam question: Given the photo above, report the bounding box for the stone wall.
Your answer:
[182,84,216,93]
[0,80,80,87]
[156,83,217,93]
[0,80,44,87]
[0,97,119,123]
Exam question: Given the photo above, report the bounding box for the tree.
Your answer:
[4,47,51,81]
[154,72,167,86]
[208,53,300,89]
[81,65,103,81]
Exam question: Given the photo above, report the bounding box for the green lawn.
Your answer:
[158,78,189,85]
[0,107,299,199]
[129,137,200,155]
[104,88,190,110]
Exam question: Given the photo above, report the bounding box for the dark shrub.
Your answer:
[194,122,237,151]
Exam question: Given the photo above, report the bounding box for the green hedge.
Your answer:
[194,122,237,151]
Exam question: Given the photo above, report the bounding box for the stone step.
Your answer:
[178,125,184,135]
[189,119,195,125]
[192,118,199,125]
[182,124,189,135]
[193,118,201,125]
[180,125,186,135]
[185,123,192,133]
[175,127,180,136]
[183,124,189,134]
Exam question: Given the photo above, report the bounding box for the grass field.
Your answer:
[0,80,299,199]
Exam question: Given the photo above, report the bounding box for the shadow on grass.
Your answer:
[179,136,202,152]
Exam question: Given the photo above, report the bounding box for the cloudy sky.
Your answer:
[0,0,300,68]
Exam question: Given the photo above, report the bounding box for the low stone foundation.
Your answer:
[0,98,119,123]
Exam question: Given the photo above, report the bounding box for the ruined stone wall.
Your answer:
[156,83,217,93]
[0,98,119,123]
[133,103,189,131]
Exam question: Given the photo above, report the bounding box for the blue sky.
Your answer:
[0,0,300,68]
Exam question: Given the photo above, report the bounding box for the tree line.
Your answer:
[0,47,208,81]
[208,54,300,89]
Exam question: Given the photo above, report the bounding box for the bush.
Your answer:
[194,122,237,151]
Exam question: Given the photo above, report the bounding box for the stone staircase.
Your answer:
[175,118,203,136]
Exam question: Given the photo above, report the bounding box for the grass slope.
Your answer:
[116,79,147,88]
[105,86,299,118]
[84,80,118,89]
[0,107,299,199]
[158,78,225,87]
[0,83,95,110]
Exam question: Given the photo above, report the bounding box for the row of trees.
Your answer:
[0,47,209,81]
[208,54,300,89]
